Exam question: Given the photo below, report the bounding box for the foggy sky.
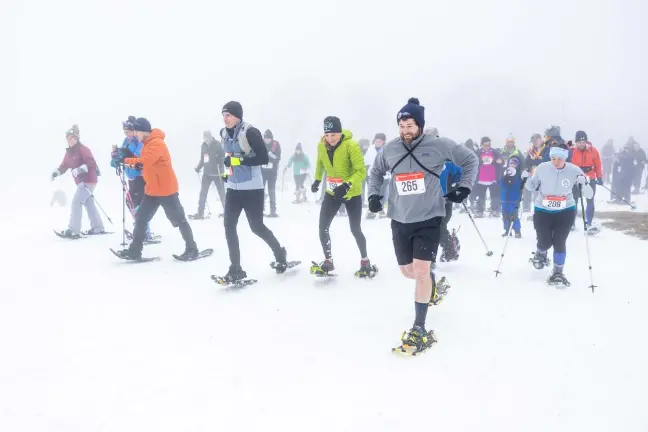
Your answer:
[3,0,647,181]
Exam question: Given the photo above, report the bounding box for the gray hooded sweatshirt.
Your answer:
[368,134,478,224]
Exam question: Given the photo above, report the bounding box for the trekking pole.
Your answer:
[462,201,493,256]
[598,183,637,210]
[578,183,597,293]
[495,178,527,277]
[83,185,113,225]
[118,167,127,246]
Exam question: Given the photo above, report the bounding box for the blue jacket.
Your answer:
[500,157,524,203]
[121,137,143,179]
[440,161,463,196]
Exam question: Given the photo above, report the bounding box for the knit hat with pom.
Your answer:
[397,97,425,129]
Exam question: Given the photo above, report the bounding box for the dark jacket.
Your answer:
[613,146,637,181]
[196,138,225,176]
[263,140,281,172]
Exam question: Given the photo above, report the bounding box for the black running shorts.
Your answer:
[391,217,443,266]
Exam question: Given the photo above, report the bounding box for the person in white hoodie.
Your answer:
[364,133,388,218]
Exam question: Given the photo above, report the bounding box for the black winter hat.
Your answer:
[122,116,137,131]
[133,118,152,133]
[374,133,387,142]
[481,136,491,145]
[575,130,588,142]
[323,116,342,134]
[397,97,425,129]
[222,101,243,119]
[545,125,561,138]
[264,129,274,140]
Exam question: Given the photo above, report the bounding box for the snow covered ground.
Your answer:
[1,179,647,432]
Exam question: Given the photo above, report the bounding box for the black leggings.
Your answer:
[319,194,367,259]
[224,188,282,267]
[533,209,576,254]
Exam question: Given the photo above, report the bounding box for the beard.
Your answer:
[400,131,420,144]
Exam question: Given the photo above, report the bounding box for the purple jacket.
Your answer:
[58,143,98,185]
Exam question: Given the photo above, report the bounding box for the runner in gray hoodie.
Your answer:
[367,98,478,354]
[523,143,593,286]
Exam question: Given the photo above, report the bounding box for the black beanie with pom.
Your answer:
[397,97,425,130]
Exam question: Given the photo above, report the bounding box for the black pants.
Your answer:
[224,188,282,267]
[533,209,575,254]
[391,217,442,266]
[128,176,146,208]
[262,170,278,213]
[294,174,307,189]
[198,174,226,214]
[473,182,500,213]
[319,194,367,259]
[130,193,196,255]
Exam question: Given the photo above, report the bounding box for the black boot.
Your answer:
[272,247,288,273]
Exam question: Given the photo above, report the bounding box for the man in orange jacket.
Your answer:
[113,118,199,260]
[571,130,603,231]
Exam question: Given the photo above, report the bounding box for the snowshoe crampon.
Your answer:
[392,329,437,356]
[354,265,378,279]
[270,260,301,274]
[211,274,258,288]
[310,261,336,277]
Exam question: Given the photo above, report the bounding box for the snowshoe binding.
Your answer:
[354,258,378,278]
[310,259,336,277]
[211,265,257,288]
[188,213,210,220]
[53,229,82,239]
[392,326,437,356]
[429,272,450,306]
[547,266,570,287]
[269,247,300,274]
[530,251,551,270]
[173,248,213,262]
[110,248,160,262]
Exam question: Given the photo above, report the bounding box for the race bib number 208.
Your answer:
[394,172,426,195]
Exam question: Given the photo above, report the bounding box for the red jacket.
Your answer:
[571,143,602,180]
[57,143,98,184]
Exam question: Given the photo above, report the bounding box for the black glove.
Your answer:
[595,178,603,185]
[195,166,201,173]
[311,180,321,193]
[368,195,383,213]
[334,182,351,201]
[134,162,143,171]
[444,186,470,203]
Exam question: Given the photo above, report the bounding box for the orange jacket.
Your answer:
[571,144,602,180]
[124,129,179,196]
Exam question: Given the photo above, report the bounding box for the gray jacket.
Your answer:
[368,134,478,224]
[525,161,593,212]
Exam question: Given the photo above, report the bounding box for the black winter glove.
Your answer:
[311,180,321,193]
[333,182,351,201]
[195,166,201,173]
[444,186,471,203]
[368,195,383,213]
[134,162,143,171]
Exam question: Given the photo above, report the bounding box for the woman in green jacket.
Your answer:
[310,116,375,278]
[285,143,311,203]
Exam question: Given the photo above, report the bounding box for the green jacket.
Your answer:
[286,154,311,176]
[314,130,367,199]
